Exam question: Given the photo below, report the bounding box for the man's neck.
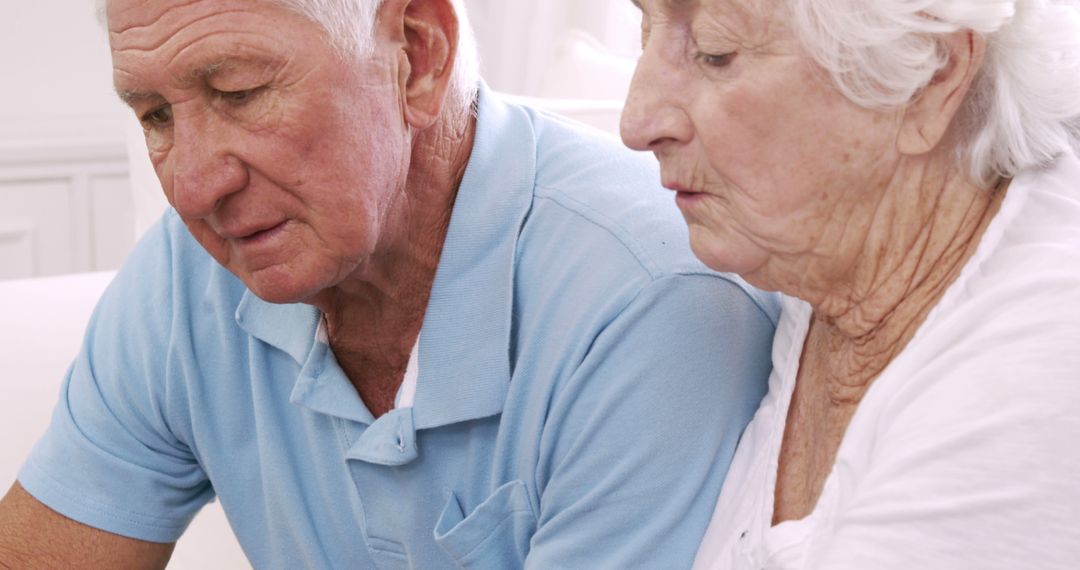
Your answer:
[310,109,477,416]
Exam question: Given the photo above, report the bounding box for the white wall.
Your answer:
[466,0,640,95]
[0,2,128,141]
[0,4,135,281]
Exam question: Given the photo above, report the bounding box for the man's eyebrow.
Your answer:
[116,88,162,107]
[115,57,279,106]
[114,60,233,106]
[191,59,229,80]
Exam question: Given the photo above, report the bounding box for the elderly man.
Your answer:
[0,0,776,567]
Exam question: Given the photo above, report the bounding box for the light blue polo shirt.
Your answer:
[20,85,779,568]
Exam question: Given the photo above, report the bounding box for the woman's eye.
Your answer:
[698,52,736,68]
[140,105,173,128]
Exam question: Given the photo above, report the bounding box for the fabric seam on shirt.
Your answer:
[531,186,776,325]
[533,184,671,280]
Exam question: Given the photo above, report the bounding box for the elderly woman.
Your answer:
[622,0,1080,568]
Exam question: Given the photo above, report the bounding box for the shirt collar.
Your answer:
[410,83,535,429]
[234,292,320,365]
[234,83,535,429]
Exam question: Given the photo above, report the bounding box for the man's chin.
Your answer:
[250,287,309,305]
[239,269,323,305]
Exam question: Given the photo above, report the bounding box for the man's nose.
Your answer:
[169,117,249,220]
[620,41,692,152]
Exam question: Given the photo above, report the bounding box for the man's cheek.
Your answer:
[185,221,230,263]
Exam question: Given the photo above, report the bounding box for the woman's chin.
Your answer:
[688,228,753,274]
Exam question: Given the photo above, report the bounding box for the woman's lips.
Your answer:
[665,182,706,209]
[674,190,706,210]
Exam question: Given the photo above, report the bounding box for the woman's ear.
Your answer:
[897,30,986,155]
[394,0,458,129]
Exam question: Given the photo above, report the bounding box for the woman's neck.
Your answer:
[795,157,1008,398]
[772,159,1007,523]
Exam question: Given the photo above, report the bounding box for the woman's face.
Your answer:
[621,0,904,291]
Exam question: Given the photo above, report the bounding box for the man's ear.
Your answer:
[388,0,458,129]
[897,30,986,156]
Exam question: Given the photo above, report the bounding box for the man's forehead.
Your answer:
[108,0,299,105]
[106,0,271,32]
[107,0,188,31]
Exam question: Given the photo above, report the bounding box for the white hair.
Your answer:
[790,0,1080,185]
[270,0,480,123]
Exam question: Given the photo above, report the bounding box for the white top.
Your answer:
[694,154,1080,570]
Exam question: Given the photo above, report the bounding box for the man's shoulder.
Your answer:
[526,106,662,217]
[513,107,776,320]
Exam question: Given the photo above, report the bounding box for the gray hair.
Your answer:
[270,0,480,123]
[790,0,1080,185]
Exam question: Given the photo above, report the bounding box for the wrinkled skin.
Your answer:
[620,0,905,303]
[621,0,1003,524]
[109,0,413,304]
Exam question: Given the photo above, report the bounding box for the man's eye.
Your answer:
[697,52,736,68]
[218,88,258,103]
[140,105,173,128]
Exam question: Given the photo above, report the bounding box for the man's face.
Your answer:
[109,0,412,304]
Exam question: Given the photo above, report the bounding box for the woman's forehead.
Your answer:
[640,0,776,16]
[643,0,787,35]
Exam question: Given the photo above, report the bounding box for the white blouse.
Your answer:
[693,154,1080,570]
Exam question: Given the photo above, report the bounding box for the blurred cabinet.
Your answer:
[0,120,134,281]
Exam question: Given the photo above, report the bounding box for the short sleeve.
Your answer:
[17,216,213,543]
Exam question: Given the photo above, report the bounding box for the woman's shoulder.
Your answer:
[816,220,1080,566]
[986,151,1080,281]
[837,152,1080,499]
[900,153,1080,376]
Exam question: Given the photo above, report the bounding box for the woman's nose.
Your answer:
[620,41,693,152]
